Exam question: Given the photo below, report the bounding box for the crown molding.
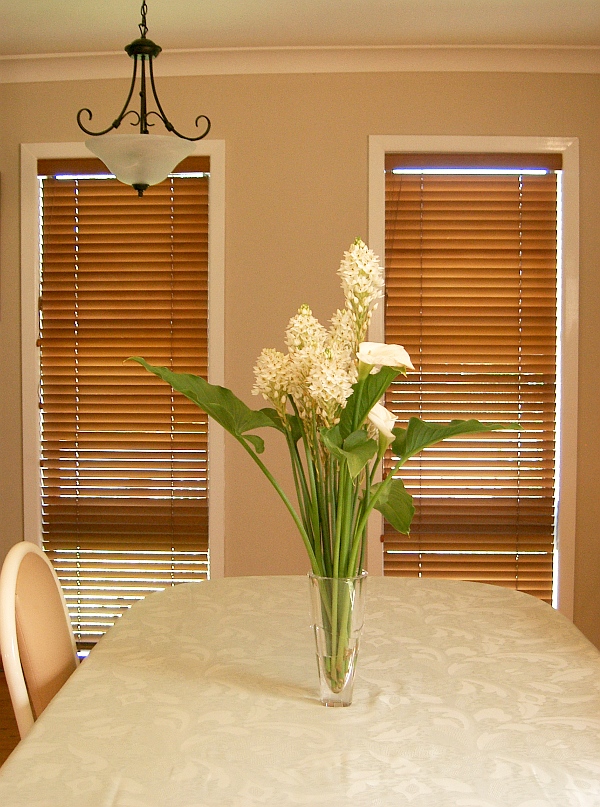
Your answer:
[1,44,599,83]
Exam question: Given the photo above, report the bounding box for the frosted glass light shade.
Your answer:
[85,134,196,191]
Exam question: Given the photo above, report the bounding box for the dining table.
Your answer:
[0,574,599,806]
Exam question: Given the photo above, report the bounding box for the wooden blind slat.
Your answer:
[39,167,210,650]
[383,155,557,604]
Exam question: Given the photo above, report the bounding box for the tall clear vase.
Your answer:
[308,571,367,707]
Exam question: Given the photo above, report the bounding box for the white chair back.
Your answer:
[0,541,78,739]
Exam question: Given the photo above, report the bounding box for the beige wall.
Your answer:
[1,70,600,646]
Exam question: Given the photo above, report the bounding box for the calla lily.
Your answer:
[357,342,414,376]
[367,402,397,447]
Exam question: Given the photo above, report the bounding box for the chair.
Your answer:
[0,541,78,739]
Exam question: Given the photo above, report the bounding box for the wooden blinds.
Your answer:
[38,161,210,648]
[383,153,559,602]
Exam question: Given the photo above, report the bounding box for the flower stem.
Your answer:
[237,437,320,573]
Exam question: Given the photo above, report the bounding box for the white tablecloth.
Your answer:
[1,575,599,806]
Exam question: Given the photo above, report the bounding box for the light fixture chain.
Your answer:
[139,1,148,38]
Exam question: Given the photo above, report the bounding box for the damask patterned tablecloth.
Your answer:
[1,575,599,806]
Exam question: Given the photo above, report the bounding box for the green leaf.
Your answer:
[128,358,278,453]
[391,417,518,464]
[258,408,287,433]
[339,366,401,438]
[242,434,266,453]
[320,426,346,464]
[250,408,303,444]
[320,427,377,479]
[342,430,378,478]
[286,414,304,444]
[343,429,371,451]
[371,478,415,534]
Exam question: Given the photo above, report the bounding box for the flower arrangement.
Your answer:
[130,239,513,703]
[131,239,510,582]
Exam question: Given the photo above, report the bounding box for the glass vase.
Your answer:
[308,571,367,707]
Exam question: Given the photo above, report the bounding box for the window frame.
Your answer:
[368,135,579,618]
[20,140,226,579]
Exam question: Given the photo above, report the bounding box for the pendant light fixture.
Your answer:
[77,1,211,196]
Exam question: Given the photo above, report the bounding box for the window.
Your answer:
[367,136,579,615]
[33,155,218,649]
[383,152,559,603]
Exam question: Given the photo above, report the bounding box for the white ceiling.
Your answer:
[1,0,599,58]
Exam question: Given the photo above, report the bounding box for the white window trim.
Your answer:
[367,134,579,619]
[20,140,226,579]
